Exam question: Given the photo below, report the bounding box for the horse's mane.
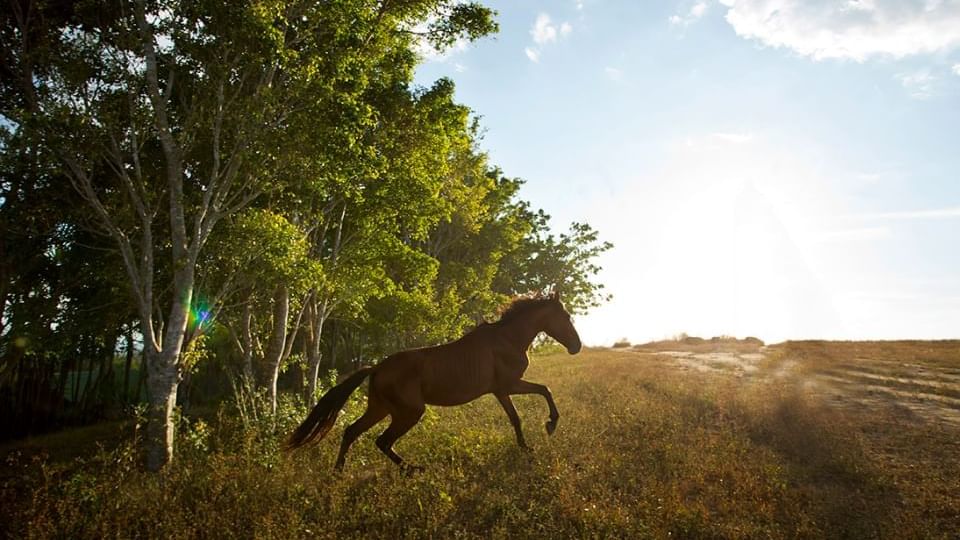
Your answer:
[495,294,553,323]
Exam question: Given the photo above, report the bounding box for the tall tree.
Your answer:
[0,0,496,470]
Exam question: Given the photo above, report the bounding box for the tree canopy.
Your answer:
[0,0,610,469]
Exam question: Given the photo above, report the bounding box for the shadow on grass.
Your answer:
[735,389,901,539]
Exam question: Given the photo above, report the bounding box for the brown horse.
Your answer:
[286,291,582,470]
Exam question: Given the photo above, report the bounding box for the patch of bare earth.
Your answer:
[630,349,765,377]
[628,341,960,427]
[795,367,960,427]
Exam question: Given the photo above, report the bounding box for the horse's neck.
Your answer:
[498,313,543,351]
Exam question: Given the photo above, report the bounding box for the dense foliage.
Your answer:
[0,0,610,468]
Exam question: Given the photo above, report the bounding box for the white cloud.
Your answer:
[453,63,467,73]
[604,66,623,81]
[670,1,709,27]
[532,13,558,44]
[896,69,937,98]
[953,63,960,75]
[681,132,756,147]
[711,131,754,144]
[576,0,584,10]
[690,1,709,18]
[719,0,960,61]
[526,13,573,62]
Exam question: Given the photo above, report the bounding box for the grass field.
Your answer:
[2,342,959,538]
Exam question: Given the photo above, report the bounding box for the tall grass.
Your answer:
[2,349,957,538]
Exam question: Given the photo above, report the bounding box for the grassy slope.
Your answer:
[2,345,959,539]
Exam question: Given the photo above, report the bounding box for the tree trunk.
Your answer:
[54,354,69,422]
[305,344,321,402]
[143,272,192,471]
[304,298,328,402]
[135,348,147,403]
[79,346,96,414]
[265,286,289,415]
[71,352,81,405]
[144,348,179,472]
[0,218,8,333]
[123,326,134,403]
[240,297,254,383]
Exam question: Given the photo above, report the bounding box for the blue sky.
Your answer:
[415,0,960,345]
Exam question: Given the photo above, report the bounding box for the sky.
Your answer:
[414,0,960,346]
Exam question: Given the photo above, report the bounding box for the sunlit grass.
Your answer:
[2,346,958,538]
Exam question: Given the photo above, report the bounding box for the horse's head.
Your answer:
[541,291,582,354]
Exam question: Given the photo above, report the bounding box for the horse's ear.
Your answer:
[551,289,561,301]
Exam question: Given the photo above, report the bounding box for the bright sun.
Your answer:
[578,133,856,345]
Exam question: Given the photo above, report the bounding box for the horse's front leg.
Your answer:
[507,380,560,435]
[494,393,529,449]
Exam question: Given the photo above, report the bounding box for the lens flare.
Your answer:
[190,300,212,330]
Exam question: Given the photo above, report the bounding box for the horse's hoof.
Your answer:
[519,443,533,453]
[545,420,557,435]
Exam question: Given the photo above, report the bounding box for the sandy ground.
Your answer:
[628,347,960,427]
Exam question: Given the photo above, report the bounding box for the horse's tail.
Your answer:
[285,367,374,451]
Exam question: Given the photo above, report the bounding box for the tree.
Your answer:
[2,0,613,465]
[0,123,136,438]
[0,0,496,470]
[202,208,315,413]
[494,217,613,315]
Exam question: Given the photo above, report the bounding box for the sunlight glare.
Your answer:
[578,133,851,345]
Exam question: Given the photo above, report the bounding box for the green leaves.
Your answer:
[495,217,614,316]
[1,0,613,439]
[215,208,316,291]
[420,2,499,51]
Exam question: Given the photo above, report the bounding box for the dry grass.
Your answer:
[2,343,959,538]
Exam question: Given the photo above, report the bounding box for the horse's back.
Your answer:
[371,338,496,407]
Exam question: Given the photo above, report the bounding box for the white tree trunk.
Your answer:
[144,350,179,471]
[265,286,290,415]
[305,298,328,402]
[241,298,254,382]
[143,274,192,471]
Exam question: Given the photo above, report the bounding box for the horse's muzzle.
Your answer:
[566,341,582,354]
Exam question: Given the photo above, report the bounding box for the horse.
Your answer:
[285,291,583,470]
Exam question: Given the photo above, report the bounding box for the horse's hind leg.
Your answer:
[335,395,387,470]
[495,393,528,449]
[375,406,424,470]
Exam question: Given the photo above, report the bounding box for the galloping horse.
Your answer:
[286,291,582,470]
